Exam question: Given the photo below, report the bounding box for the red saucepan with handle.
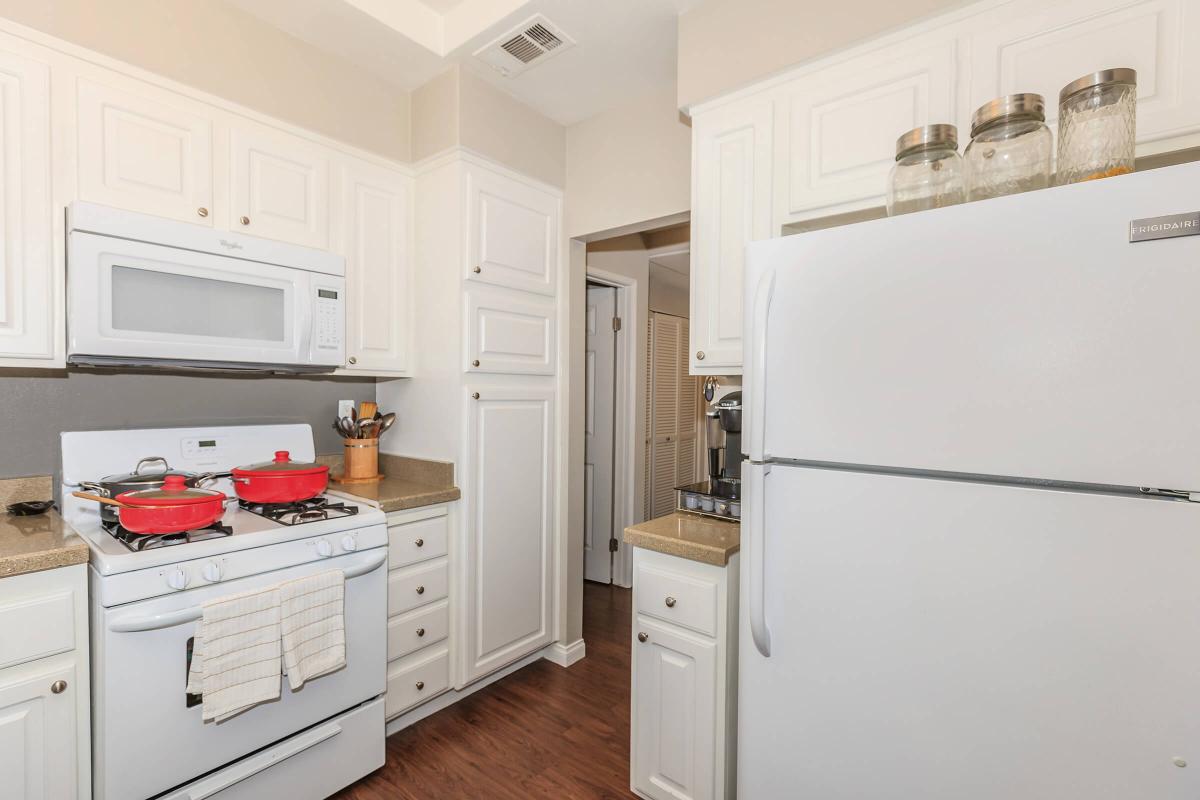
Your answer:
[229,451,329,504]
[74,475,230,534]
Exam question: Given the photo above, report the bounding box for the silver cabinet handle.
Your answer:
[197,207,209,218]
[414,538,424,547]
[348,356,357,365]
[473,266,482,274]
[416,627,426,637]
[416,585,425,595]
[471,392,480,400]
[637,632,648,643]
[471,360,480,367]
[239,215,250,225]
[696,350,705,360]
[51,680,68,694]
[415,681,425,690]
[664,596,676,608]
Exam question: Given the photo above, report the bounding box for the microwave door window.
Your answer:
[110,266,287,343]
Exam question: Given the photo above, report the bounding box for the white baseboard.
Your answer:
[542,638,586,668]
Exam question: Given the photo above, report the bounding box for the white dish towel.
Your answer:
[279,569,346,690]
[185,585,282,722]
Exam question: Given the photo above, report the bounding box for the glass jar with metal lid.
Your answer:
[886,124,965,216]
[1057,68,1137,185]
[964,93,1053,201]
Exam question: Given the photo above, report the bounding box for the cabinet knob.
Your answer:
[348,356,357,365]
[197,207,209,218]
[665,596,677,608]
[472,392,480,400]
[415,680,425,691]
[416,585,425,595]
[51,680,68,694]
[637,632,648,643]
[696,350,706,360]
[239,215,250,226]
[416,627,426,637]
[414,538,424,547]
[473,266,482,274]
[471,360,480,367]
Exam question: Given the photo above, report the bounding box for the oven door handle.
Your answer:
[108,550,388,632]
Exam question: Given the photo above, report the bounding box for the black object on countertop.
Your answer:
[6,500,55,516]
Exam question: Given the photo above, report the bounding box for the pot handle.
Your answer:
[77,481,111,497]
[193,471,231,487]
[134,456,169,475]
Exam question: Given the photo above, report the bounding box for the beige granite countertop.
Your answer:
[0,476,89,578]
[321,453,461,513]
[623,511,740,567]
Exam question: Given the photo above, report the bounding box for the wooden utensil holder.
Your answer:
[342,438,380,480]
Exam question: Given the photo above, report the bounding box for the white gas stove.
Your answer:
[63,424,387,800]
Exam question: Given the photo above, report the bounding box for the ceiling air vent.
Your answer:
[474,15,575,78]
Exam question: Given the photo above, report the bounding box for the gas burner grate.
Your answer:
[238,496,360,526]
[103,520,234,551]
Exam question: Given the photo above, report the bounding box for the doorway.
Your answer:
[584,283,618,584]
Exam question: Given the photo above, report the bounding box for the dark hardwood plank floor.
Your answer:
[334,581,638,800]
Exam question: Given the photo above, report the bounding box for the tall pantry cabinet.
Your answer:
[377,150,564,688]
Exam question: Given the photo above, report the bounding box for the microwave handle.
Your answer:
[108,550,387,632]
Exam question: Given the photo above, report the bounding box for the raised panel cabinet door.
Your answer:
[465,165,560,296]
[338,158,412,375]
[631,617,717,800]
[0,48,53,365]
[782,35,957,219]
[75,76,214,224]
[0,658,79,800]
[462,384,555,683]
[466,287,556,375]
[965,0,1200,150]
[690,96,773,375]
[230,121,330,248]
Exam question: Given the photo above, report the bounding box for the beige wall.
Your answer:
[565,83,691,239]
[677,0,967,109]
[0,0,412,161]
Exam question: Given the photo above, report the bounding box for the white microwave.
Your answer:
[67,202,346,373]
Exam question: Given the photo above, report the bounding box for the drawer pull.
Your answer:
[415,680,425,691]
[197,207,209,218]
[240,215,250,225]
[51,680,68,694]
[414,538,424,547]
[416,627,426,637]
[637,632,648,643]
[664,596,677,608]
[416,585,425,595]
[473,266,482,274]
[472,360,480,367]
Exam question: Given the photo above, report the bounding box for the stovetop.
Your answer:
[103,519,233,552]
[239,496,360,526]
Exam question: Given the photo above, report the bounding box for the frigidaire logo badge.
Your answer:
[1129,211,1200,243]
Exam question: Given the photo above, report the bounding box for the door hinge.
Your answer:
[609,538,619,552]
[612,316,622,332]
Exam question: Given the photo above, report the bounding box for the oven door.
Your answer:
[92,548,386,800]
[67,230,345,370]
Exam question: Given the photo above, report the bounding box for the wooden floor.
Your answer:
[333,581,638,799]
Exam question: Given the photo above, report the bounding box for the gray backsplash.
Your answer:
[0,369,377,479]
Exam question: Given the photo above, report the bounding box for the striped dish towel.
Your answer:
[279,569,346,691]
[185,585,282,722]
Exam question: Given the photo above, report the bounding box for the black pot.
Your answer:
[79,456,222,524]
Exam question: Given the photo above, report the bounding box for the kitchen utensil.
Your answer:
[74,477,230,534]
[230,451,329,503]
[357,419,377,439]
[337,417,357,439]
[377,413,396,436]
[79,456,221,524]
[72,491,133,508]
[6,499,55,516]
[342,437,379,480]
[360,401,378,421]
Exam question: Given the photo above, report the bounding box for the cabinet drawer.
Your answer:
[386,645,450,717]
[387,558,448,616]
[466,288,556,375]
[387,599,449,661]
[388,514,448,569]
[0,590,75,670]
[635,563,719,638]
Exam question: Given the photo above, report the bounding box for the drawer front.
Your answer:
[388,514,449,569]
[466,288,556,375]
[0,589,75,670]
[387,599,449,661]
[386,645,450,717]
[387,558,448,616]
[635,563,719,638]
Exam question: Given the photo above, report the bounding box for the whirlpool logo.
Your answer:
[1129,212,1200,243]
[218,239,244,250]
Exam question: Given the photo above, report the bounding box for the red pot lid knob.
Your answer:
[274,451,290,463]
[163,475,187,491]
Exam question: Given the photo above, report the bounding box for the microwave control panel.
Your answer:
[313,286,344,351]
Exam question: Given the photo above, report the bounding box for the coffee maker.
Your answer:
[706,391,742,487]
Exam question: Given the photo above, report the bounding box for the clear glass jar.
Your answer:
[1057,68,1137,185]
[886,124,965,216]
[964,93,1053,201]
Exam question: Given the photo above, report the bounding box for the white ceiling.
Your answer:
[227,0,702,125]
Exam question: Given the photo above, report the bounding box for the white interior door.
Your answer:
[740,462,1200,799]
[584,285,616,584]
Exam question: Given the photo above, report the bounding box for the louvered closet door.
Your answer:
[644,316,653,522]
[649,315,702,519]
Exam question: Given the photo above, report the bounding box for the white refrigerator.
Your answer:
[739,161,1200,798]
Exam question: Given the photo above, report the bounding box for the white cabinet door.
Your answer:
[337,157,412,375]
[75,76,214,225]
[690,96,773,375]
[461,383,555,684]
[0,47,53,365]
[229,121,330,248]
[465,165,560,296]
[465,287,556,375]
[780,33,958,220]
[0,657,79,800]
[631,617,717,800]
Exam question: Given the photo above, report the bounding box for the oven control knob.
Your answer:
[341,535,358,552]
[166,567,189,591]
[316,539,333,558]
[202,561,223,583]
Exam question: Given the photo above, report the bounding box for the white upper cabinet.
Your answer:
[689,95,773,375]
[337,157,412,375]
[465,287,556,375]
[229,120,331,249]
[75,76,214,225]
[0,45,54,366]
[465,165,560,296]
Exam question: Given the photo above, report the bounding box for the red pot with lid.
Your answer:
[113,475,229,534]
[230,451,329,504]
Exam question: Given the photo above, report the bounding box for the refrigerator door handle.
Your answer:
[747,269,776,462]
[746,462,772,657]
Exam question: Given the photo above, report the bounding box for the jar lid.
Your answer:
[1059,67,1137,104]
[895,124,958,159]
[970,93,1046,137]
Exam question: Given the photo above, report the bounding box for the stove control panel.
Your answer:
[166,567,189,591]
[316,539,333,558]
[181,436,226,463]
[201,561,223,583]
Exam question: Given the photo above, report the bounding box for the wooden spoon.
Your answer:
[72,491,134,508]
[360,400,378,421]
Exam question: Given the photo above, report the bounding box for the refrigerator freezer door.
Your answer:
[739,462,1200,799]
[744,162,1200,490]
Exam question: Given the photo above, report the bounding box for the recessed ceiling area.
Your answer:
[226,0,704,125]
